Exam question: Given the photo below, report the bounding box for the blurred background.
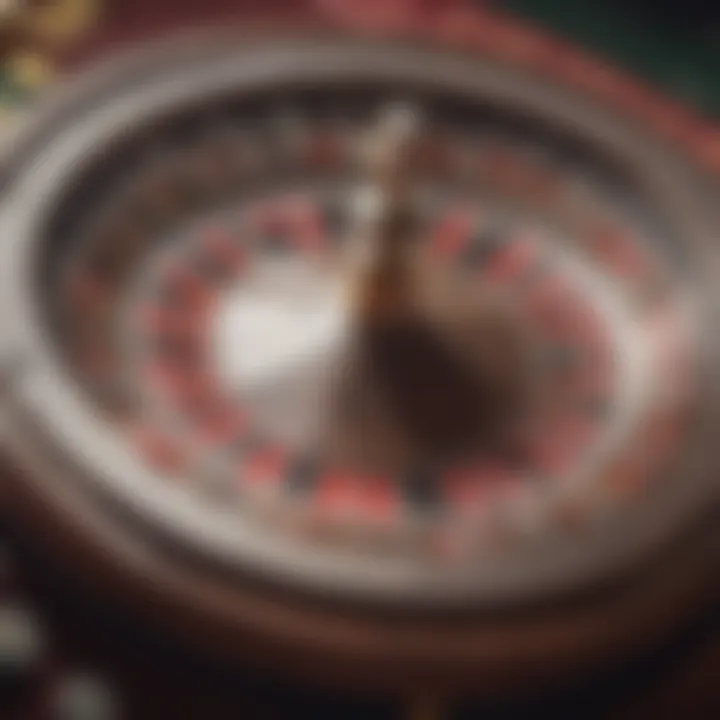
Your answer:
[0,1,718,719]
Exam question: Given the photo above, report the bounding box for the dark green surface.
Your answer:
[501,0,720,116]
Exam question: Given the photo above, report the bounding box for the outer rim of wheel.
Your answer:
[1,31,719,607]
[0,23,718,693]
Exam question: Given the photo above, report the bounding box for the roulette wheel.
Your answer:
[0,1,718,717]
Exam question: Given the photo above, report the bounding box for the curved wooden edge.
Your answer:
[0,438,717,696]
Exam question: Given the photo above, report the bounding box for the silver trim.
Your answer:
[0,36,718,607]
